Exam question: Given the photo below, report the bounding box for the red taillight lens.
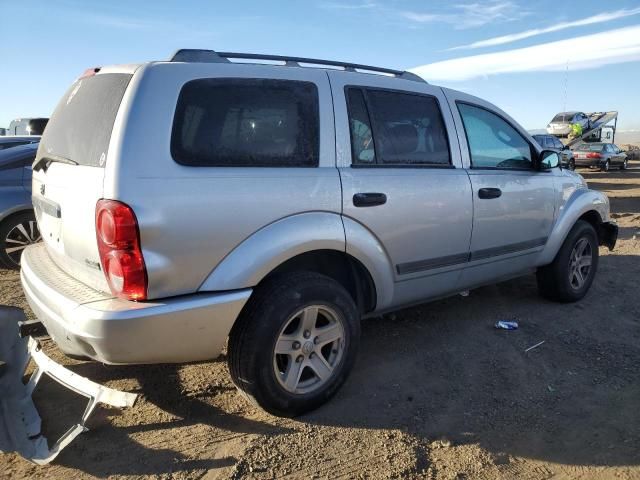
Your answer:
[96,200,147,300]
[586,152,602,159]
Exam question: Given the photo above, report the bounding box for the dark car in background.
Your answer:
[0,136,40,151]
[0,143,40,268]
[572,143,627,172]
[532,134,575,170]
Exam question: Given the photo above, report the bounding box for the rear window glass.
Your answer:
[171,79,319,167]
[552,113,571,122]
[39,73,131,167]
[588,144,604,151]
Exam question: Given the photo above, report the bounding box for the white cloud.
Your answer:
[449,7,640,49]
[410,25,640,82]
[401,1,529,29]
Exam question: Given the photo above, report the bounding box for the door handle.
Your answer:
[478,188,502,199]
[353,192,387,207]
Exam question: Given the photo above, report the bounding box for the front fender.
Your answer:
[537,187,611,265]
[199,212,346,292]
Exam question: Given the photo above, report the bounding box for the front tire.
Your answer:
[621,158,628,170]
[228,272,360,417]
[537,220,599,302]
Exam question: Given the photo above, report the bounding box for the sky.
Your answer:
[1,0,640,135]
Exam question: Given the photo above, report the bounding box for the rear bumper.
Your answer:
[574,158,605,168]
[20,244,251,364]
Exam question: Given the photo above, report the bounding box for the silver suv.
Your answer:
[21,50,617,417]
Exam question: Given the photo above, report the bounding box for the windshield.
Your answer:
[38,73,132,167]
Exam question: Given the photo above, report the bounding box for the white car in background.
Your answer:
[546,111,591,137]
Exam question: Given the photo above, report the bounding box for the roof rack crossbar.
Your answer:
[169,49,426,83]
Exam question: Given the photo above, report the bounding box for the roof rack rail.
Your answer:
[169,49,426,83]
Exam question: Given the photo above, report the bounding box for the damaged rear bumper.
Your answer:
[0,307,137,465]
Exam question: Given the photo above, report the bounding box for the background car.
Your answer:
[0,143,40,268]
[0,135,40,151]
[546,111,591,137]
[532,134,575,169]
[572,142,627,172]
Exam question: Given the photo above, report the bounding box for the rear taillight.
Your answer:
[96,200,147,301]
[586,152,602,159]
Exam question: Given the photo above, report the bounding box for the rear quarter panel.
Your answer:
[106,63,340,299]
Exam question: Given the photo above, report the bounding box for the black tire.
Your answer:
[228,272,360,417]
[600,160,610,172]
[621,158,628,170]
[569,158,576,171]
[536,220,599,303]
[0,211,40,269]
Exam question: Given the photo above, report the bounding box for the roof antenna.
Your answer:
[562,59,569,113]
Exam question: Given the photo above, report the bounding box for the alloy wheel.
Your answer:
[4,220,40,266]
[273,305,345,395]
[568,238,592,290]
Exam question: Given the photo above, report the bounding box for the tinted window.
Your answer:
[588,144,604,151]
[554,138,564,149]
[552,113,570,122]
[40,73,131,167]
[346,89,375,164]
[458,103,532,169]
[363,90,450,165]
[172,79,319,167]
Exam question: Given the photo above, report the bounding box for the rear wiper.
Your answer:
[33,155,79,172]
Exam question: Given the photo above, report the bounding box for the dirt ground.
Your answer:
[2,162,640,480]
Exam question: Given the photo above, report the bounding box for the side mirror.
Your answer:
[539,150,560,170]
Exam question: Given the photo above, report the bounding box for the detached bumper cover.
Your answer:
[0,307,137,465]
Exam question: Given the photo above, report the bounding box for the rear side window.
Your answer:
[346,88,450,166]
[172,79,319,167]
[458,103,532,170]
[39,73,132,167]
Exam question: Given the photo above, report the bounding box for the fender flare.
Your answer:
[199,212,346,292]
[537,187,610,265]
[198,212,396,311]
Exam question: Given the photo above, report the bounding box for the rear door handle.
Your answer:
[478,188,502,199]
[353,192,387,207]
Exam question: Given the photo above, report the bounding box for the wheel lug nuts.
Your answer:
[296,355,303,363]
[303,330,311,339]
[309,352,315,359]
[292,341,301,349]
[313,336,319,345]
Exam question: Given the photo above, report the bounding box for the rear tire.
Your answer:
[621,158,628,170]
[537,220,598,303]
[227,272,360,417]
[0,211,40,269]
[569,158,576,171]
[600,160,610,172]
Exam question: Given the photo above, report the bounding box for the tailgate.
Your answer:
[32,72,132,293]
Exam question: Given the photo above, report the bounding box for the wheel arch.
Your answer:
[538,188,611,265]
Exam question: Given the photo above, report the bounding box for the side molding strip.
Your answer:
[396,237,548,275]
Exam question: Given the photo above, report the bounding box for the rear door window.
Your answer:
[39,73,132,167]
[171,79,319,167]
[348,88,450,166]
